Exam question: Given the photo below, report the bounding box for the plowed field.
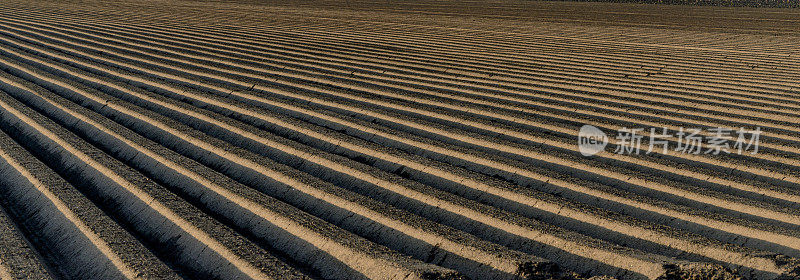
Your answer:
[0,0,798,279]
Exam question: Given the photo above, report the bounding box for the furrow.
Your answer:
[6,32,800,262]
[59,7,800,88]
[0,74,300,280]
[31,12,800,108]
[0,119,179,279]
[2,16,797,161]
[3,7,796,108]
[0,2,797,279]
[0,54,486,280]
[5,15,800,153]
[0,31,791,279]
[0,32,721,280]
[0,202,51,280]
[6,26,796,228]
[33,5,800,83]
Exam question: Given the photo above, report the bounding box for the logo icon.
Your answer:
[578,125,608,156]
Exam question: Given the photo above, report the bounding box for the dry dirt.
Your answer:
[0,0,797,279]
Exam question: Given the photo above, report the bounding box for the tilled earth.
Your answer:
[0,0,798,279]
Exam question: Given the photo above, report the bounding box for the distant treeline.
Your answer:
[564,0,799,8]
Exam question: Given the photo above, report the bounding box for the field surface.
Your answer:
[0,0,798,279]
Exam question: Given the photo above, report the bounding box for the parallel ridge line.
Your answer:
[0,199,51,280]
[3,25,797,227]
[0,128,138,279]
[3,14,791,138]
[5,15,800,143]
[0,57,468,280]
[15,15,797,169]
[0,32,699,280]
[3,31,798,250]
[0,1,798,279]
[3,6,798,102]
[2,35,796,279]
[4,54,570,280]
[47,11,800,97]
[0,82,284,280]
